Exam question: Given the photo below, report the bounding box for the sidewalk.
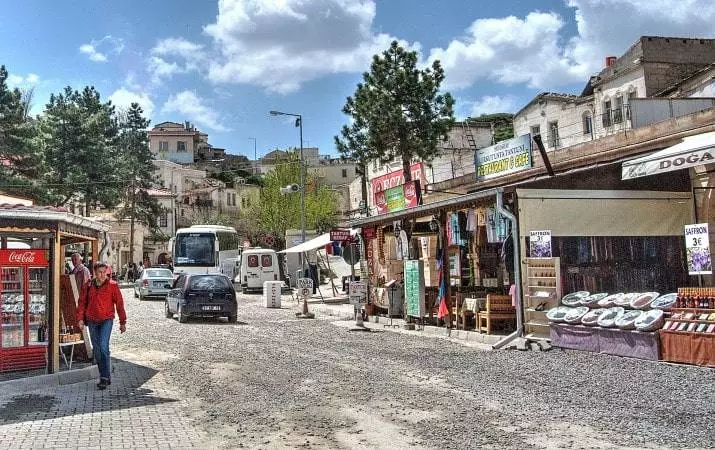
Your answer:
[0,355,209,449]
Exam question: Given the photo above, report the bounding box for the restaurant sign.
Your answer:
[475,134,532,181]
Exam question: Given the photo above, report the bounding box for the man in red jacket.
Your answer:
[76,261,127,390]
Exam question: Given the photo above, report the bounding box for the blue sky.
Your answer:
[2,0,714,159]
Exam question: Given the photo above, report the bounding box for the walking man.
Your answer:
[76,262,127,390]
[70,252,91,283]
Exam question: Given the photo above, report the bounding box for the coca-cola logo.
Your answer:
[9,251,36,264]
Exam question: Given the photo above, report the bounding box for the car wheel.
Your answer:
[165,302,173,318]
[178,305,188,323]
[228,314,237,323]
[139,293,145,301]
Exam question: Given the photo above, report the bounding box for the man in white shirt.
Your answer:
[70,252,91,282]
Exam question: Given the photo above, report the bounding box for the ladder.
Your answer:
[462,121,478,150]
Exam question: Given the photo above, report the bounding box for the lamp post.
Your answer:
[270,110,311,317]
[248,137,257,174]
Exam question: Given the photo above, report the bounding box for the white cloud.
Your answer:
[6,73,40,89]
[79,35,125,63]
[109,88,155,120]
[203,0,410,93]
[161,90,230,132]
[460,95,518,118]
[429,0,715,91]
[148,37,205,84]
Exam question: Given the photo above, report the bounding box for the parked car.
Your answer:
[134,268,174,301]
[165,274,237,323]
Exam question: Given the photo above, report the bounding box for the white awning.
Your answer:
[279,229,359,254]
[622,131,715,180]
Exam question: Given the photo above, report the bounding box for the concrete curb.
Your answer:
[0,365,99,395]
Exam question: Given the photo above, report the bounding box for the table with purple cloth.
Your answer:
[550,323,660,361]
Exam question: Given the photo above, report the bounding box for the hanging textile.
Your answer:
[436,248,449,319]
[446,213,454,246]
[466,208,476,232]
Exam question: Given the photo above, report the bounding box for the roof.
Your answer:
[513,92,582,118]
[0,203,110,232]
[145,188,176,198]
[654,63,715,97]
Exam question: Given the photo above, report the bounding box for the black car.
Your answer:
[165,274,238,323]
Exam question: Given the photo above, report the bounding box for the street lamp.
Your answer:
[270,109,310,317]
[248,137,257,175]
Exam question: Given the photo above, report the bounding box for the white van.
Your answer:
[235,248,279,293]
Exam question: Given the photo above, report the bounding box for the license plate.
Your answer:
[153,282,165,287]
[202,305,221,311]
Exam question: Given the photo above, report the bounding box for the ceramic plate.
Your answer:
[615,292,640,307]
[615,310,644,330]
[580,293,609,307]
[564,306,590,324]
[546,306,572,322]
[562,291,590,307]
[634,309,665,331]
[630,292,660,310]
[650,293,677,310]
[581,308,605,326]
[598,293,624,308]
[597,307,626,328]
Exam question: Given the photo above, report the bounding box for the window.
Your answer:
[613,96,624,124]
[232,194,236,206]
[247,254,259,267]
[342,168,348,178]
[547,121,559,148]
[626,91,637,120]
[159,141,169,151]
[159,212,168,228]
[177,141,186,152]
[582,112,593,136]
[602,100,612,127]
[226,193,231,205]
[530,125,541,137]
[261,255,273,268]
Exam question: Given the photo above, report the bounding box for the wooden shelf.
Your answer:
[527,285,557,289]
[528,276,557,279]
[524,257,561,337]
[670,307,715,312]
[525,308,548,313]
[666,319,715,324]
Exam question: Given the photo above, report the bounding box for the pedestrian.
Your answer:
[128,263,135,282]
[70,252,91,283]
[138,261,144,277]
[76,261,127,390]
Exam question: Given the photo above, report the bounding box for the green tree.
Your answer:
[248,154,338,249]
[337,41,455,182]
[472,113,514,142]
[0,65,45,201]
[40,86,123,211]
[113,103,164,265]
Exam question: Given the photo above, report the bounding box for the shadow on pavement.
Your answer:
[0,357,178,426]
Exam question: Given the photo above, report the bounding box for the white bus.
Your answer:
[172,225,241,277]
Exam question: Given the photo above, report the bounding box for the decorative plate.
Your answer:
[650,293,677,311]
[597,307,626,328]
[580,293,609,307]
[562,291,590,307]
[546,306,572,323]
[615,292,640,307]
[615,310,644,330]
[581,308,605,326]
[630,292,660,310]
[598,293,624,308]
[564,306,590,324]
[634,309,665,331]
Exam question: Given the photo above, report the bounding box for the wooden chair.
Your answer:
[477,294,516,334]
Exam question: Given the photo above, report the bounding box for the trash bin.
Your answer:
[387,283,404,317]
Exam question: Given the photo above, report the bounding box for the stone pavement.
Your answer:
[0,353,211,449]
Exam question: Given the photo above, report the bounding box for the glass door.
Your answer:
[28,267,48,345]
[1,267,24,348]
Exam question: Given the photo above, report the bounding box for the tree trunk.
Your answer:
[129,180,136,267]
[360,164,369,216]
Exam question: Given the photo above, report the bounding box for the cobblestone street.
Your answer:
[1,288,714,449]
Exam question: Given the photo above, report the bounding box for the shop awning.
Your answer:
[621,131,715,180]
[279,229,359,254]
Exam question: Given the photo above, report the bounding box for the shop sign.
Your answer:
[404,260,425,317]
[0,249,49,266]
[371,162,425,194]
[297,277,313,298]
[529,230,552,257]
[362,227,376,239]
[474,134,532,181]
[330,229,352,242]
[684,223,712,275]
[374,180,421,214]
[348,281,368,305]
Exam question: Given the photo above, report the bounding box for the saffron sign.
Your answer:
[0,249,49,266]
[684,223,712,275]
[474,135,532,181]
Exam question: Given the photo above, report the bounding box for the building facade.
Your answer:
[148,121,209,164]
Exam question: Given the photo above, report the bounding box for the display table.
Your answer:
[659,331,715,367]
[550,324,659,361]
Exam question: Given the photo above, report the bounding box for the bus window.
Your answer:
[174,233,215,266]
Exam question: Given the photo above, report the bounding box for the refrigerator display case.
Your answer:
[0,249,49,371]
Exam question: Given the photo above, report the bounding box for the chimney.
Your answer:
[605,56,617,68]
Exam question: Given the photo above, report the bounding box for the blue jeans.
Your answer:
[87,320,113,380]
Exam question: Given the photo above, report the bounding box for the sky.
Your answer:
[2,0,715,159]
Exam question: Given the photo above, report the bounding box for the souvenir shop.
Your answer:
[0,204,107,375]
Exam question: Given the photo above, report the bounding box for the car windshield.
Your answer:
[145,269,173,278]
[189,276,231,290]
[174,233,215,267]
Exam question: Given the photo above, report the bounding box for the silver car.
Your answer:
[134,268,174,301]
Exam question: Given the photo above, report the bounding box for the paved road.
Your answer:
[1,288,714,449]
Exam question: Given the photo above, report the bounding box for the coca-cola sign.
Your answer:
[0,249,49,266]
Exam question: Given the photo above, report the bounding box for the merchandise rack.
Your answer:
[524,257,562,340]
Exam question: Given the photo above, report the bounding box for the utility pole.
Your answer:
[128,175,136,267]
[249,137,257,174]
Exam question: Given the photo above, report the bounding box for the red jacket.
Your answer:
[76,279,127,325]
